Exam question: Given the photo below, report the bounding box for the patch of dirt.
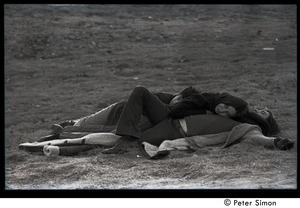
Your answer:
[4,4,297,190]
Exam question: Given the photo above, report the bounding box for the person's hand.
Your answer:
[274,137,294,150]
[169,94,182,107]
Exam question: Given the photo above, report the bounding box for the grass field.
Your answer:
[4,4,297,190]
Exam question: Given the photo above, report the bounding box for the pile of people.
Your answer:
[19,85,294,159]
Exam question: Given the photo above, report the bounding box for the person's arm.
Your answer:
[168,102,207,118]
[240,129,276,148]
[153,92,175,104]
[168,94,207,118]
[154,86,199,105]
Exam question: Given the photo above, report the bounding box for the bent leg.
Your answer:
[116,86,170,139]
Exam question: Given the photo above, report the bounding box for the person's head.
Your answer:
[234,107,280,136]
[212,93,248,118]
[214,103,238,118]
[256,108,280,136]
[169,94,182,106]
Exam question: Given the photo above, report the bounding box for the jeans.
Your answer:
[116,86,171,139]
[74,102,118,127]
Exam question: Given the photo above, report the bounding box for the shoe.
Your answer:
[51,124,63,135]
[102,136,136,154]
[274,137,294,150]
[37,134,59,142]
[183,146,196,153]
[43,145,60,156]
[59,120,75,128]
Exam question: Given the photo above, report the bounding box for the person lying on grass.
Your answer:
[50,85,248,138]
[19,86,294,158]
[22,110,293,158]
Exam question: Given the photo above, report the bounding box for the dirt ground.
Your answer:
[4,4,297,190]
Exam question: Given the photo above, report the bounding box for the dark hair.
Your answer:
[234,110,280,136]
[177,87,248,118]
[202,92,248,118]
[265,109,281,135]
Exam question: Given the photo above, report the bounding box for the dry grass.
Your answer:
[4,4,297,190]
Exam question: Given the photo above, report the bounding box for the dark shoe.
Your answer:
[37,134,59,142]
[59,120,75,128]
[51,124,64,135]
[183,146,196,153]
[274,137,294,150]
[101,136,136,154]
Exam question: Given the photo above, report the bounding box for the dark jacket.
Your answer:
[168,87,248,119]
[106,87,248,124]
[168,93,207,118]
